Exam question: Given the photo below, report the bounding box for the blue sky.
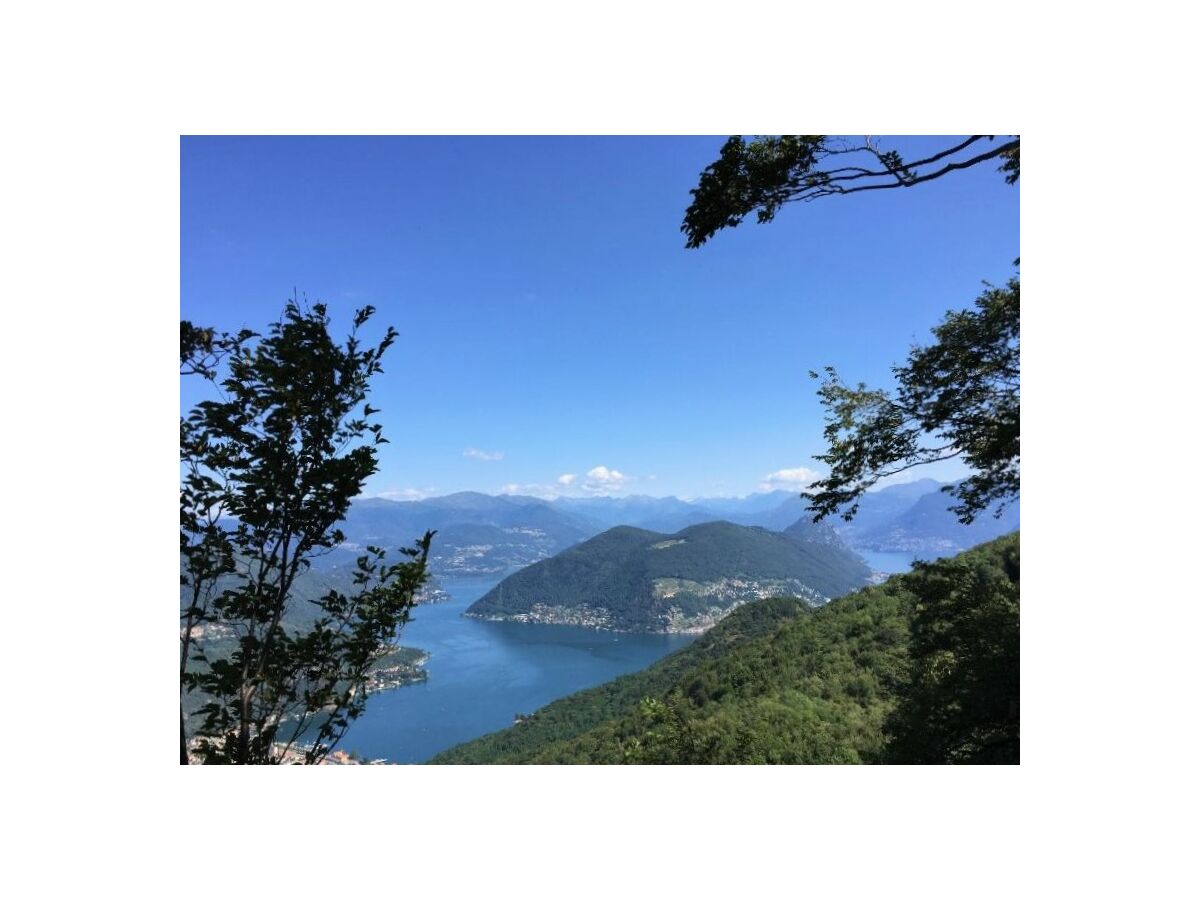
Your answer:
[181,136,1019,501]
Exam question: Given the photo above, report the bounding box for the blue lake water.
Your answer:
[337,577,696,763]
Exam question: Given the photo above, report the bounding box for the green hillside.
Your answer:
[464,520,871,632]
[435,533,1019,764]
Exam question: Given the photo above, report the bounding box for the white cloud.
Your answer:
[492,465,637,500]
[759,466,821,492]
[499,482,560,500]
[582,465,633,495]
[374,487,439,502]
[586,465,625,482]
[463,447,504,462]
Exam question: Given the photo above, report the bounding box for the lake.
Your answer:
[337,577,697,763]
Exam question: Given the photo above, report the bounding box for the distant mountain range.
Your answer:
[321,480,1018,580]
[836,479,1020,553]
[552,495,722,535]
[464,520,871,633]
[322,492,596,578]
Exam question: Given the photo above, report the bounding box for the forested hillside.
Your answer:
[465,520,871,632]
[435,533,1019,764]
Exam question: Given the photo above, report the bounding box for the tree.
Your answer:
[681,137,1020,765]
[884,540,1020,763]
[807,276,1019,524]
[180,300,432,764]
[179,320,252,379]
[681,134,1020,524]
[681,135,1019,249]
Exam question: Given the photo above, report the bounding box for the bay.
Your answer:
[338,577,696,763]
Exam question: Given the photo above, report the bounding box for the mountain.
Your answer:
[722,493,814,530]
[322,482,1017,577]
[781,513,855,548]
[696,485,947,533]
[327,493,601,578]
[346,492,597,542]
[692,490,799,516]
[433,533,1019,764]
[786,477,1020,556]
[464,520,871,633]
[852,487,1019,553]
[831,478,945,540]
[553,495,723,534]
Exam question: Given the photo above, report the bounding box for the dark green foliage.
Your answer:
[465,521,871,630]
[434,534,1019,764]
[682,135,1020,248]
[682,135,825,248]
[469,525,655,624]
[806,277,1020,524]
[180,320,255,379]
[180,300,432,764]
[999,142,1021,184]
[884,542,1020,763]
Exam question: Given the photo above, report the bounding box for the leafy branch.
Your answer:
[805,277,1020,524]
[682,135,1020,248]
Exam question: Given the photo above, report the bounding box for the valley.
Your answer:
[187,482,1019,763]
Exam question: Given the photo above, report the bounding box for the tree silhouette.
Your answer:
[682,135,1019,249]
[180,300,432,764]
